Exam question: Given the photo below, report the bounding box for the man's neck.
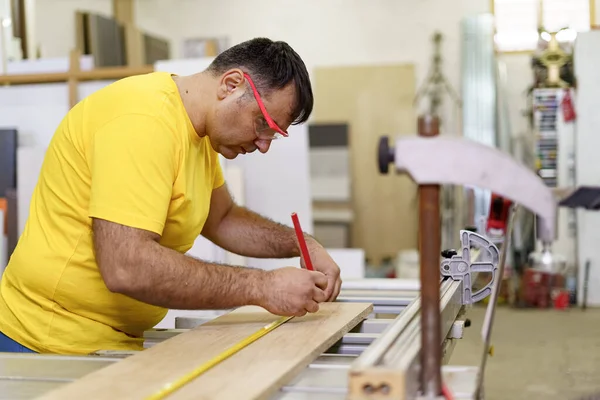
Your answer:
[173,74,210,138]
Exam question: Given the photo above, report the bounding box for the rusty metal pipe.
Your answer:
[417,115,442,397]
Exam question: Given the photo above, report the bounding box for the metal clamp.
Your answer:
[440,230,500,305]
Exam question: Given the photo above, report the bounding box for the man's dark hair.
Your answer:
[206,38,313,125]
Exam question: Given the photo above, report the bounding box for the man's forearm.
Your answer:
[115,239,268,310]
[208,205,311,259]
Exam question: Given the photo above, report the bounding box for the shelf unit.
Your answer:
[0,50,154,108]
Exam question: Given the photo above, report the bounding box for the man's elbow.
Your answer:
[100,261,136,294]
[92,218,158,295]
[96,257,137,294]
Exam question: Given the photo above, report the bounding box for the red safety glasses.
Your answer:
[243,72,289,140]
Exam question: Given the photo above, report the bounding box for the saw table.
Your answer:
[0,279,473,400]
[0,232,491,400]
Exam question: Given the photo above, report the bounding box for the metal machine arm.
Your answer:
[378,134,557,399]
[378,135,556,241]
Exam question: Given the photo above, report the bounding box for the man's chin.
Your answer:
[219,147,239,160]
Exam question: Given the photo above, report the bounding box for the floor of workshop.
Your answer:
[452,305,600,400]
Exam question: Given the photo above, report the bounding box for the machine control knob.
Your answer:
[378,136,395,174]
[441,249,457,259]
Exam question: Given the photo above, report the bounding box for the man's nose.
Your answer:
[254,139,271,153]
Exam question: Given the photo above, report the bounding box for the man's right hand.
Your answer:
[258,267,329,317]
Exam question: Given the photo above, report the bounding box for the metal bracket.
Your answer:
[440,230,500,305]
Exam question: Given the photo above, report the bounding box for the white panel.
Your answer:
[312,208,353,223]
[310,149,349,176]
[574,31,600,306]
[17,147,46,235]
[327,249,365,279]
[311,177,351,202]
[0,84,68,147]
[310,148,350,201]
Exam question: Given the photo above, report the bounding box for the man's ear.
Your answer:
[217,69,245,100]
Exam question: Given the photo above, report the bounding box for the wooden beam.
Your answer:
[112,0,144,67]
[124,24,145,67]
[0,65,154,85]
[39,303,373,400]
[112,0,134,25]
[68,49,80,108]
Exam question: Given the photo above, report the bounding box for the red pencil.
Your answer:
[291,212,314,271]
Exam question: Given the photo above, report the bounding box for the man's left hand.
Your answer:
[301,239,342,302]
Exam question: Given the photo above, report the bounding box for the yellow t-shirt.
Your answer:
[0,71,224,354]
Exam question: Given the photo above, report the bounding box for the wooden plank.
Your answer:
[313,65,418,265]
[0,65,154,85]
[39,302,373,400]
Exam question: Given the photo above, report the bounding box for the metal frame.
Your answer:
[347,280,466,399]
[0,277,475,400]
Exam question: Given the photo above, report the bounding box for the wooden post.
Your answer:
[68,49,80,109]
[417,114,442,397]
[113,0,144,67]
[112,0,134,25]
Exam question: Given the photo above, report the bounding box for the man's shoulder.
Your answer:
[114,71,174,91]
[81,72,183,130]
[97,71,175,105]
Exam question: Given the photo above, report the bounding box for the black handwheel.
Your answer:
[378,136,394,174]
[441,249,458,259]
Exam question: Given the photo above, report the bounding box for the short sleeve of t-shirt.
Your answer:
[88,114,179,235]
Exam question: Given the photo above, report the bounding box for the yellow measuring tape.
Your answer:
[145,315,293,400]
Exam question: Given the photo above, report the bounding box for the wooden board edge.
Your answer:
[256,302,374,400]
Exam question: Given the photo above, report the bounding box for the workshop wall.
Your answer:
[31,1,538,159]
[30,1,600,148]
[32,1,539,144]
[34,0,483,128]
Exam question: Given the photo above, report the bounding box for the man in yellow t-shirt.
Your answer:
[0,38,342,354]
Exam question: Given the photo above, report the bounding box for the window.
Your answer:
[493,0,593,52]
